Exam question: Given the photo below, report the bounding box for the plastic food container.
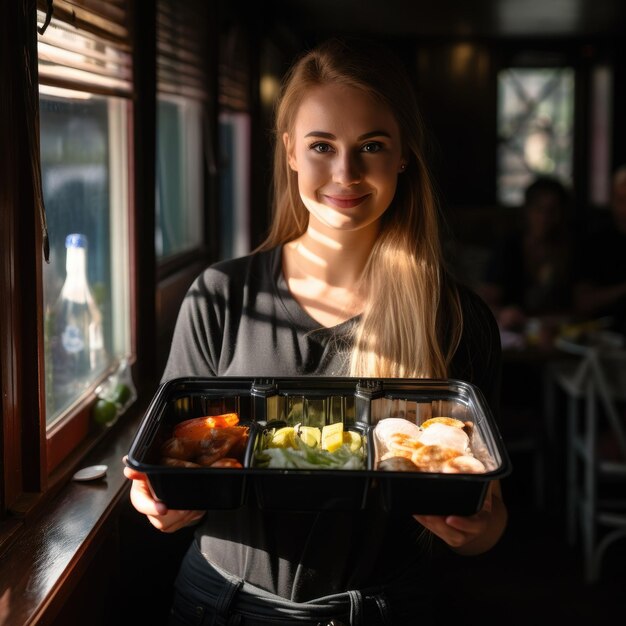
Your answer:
[126,376,511,514]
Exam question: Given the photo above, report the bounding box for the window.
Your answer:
[218,112,251,259]
[156,96,204,257]
[1,0,219,534]
[218,25,252,258]
[155,0,210,261]
[36,0,133,469]
[40,91,131,426]
[497,67,575,205]
[588,65,613,206]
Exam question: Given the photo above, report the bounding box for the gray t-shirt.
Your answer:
[162,245,502,602]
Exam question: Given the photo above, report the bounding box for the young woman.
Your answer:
[124,37,507,625]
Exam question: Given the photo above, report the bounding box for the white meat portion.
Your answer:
[441,455,486,474]
[374,418,421,447]
[417,422,470,454]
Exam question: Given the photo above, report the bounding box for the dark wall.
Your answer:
[413,41,498,210]
[613,40,626,169]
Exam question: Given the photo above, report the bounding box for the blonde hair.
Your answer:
[258,38,462,378]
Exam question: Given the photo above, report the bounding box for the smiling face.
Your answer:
[283,83,405,238]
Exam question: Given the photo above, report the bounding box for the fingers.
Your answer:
[444,488,492,531]
[123,466,145,481]
[122,456,143,481]
[413,490,493,548]
[148,509,206,533]
[129,476,169,516]
[413,514,468,549]
[121,455,205,532]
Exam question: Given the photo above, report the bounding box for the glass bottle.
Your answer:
[49,233,106,414]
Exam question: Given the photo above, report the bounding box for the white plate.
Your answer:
[72,464,108,482]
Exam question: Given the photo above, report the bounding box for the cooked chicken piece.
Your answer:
[387,432,423,455]
[417,422,470,454]
[440,455,486,474]
[410,445,460,471]
[374,417,421,447]
[380,448,415,462]
[420,417,465,429]
[378,456,419,472]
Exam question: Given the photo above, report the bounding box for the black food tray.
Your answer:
[125,376,511,514]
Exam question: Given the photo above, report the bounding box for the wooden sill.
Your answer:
[0,409,144,625]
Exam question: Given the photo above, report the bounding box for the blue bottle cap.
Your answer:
[65,233,87,248]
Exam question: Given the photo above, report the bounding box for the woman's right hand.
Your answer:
[123,458,205,533]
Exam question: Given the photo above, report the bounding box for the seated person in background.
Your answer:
[573,164,626,335]
[478,176,575,342]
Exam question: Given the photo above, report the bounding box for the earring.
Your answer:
[400,163,406,172]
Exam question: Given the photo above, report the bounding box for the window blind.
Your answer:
[218,26,250,112]
[156,0,209,101]
[36,0,132,96]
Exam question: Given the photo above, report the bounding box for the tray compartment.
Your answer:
[370,380,506,514]
[249,420,372,511]
[126,379,256,510]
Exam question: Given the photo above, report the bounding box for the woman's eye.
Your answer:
[310,142,333,153]
[362,142,383,153]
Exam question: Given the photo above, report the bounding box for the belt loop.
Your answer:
[347,589,363,626]
[211,577,243,626]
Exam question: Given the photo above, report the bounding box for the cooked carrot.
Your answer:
[206,413,240,428]
[161,426,249,469]
[173,413,239,439]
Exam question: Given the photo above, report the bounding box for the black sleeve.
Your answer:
[160,268,227,382]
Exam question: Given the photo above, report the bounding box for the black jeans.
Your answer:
[168,542,396,626]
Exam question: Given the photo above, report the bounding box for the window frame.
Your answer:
[154,0,215,277]
[496,65,577,206]
[494,39,617,215]
[0,0,219,530]
[1,0,51,514]
[0,0,150,524]
[35,3,138,477]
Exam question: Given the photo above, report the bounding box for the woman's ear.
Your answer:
[283,132,298,171]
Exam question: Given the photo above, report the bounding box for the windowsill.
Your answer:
[0,408,144,624]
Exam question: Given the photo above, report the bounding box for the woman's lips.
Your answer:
[322,194,370,209]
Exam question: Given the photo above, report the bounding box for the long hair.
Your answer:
[258,37,462,378]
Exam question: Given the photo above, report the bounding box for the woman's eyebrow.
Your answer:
[303,130,392,139]
[304,131,335,139]
[358,130,392,140]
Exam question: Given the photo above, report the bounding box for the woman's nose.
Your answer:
[333,152,362,186]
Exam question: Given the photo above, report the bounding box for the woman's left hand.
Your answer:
[413,481,507,555]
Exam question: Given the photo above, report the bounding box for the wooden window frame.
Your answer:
[0,0,220,534]
[35,0,136,476]
[0,0,161,530]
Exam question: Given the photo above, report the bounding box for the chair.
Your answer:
[548,339,626,582]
